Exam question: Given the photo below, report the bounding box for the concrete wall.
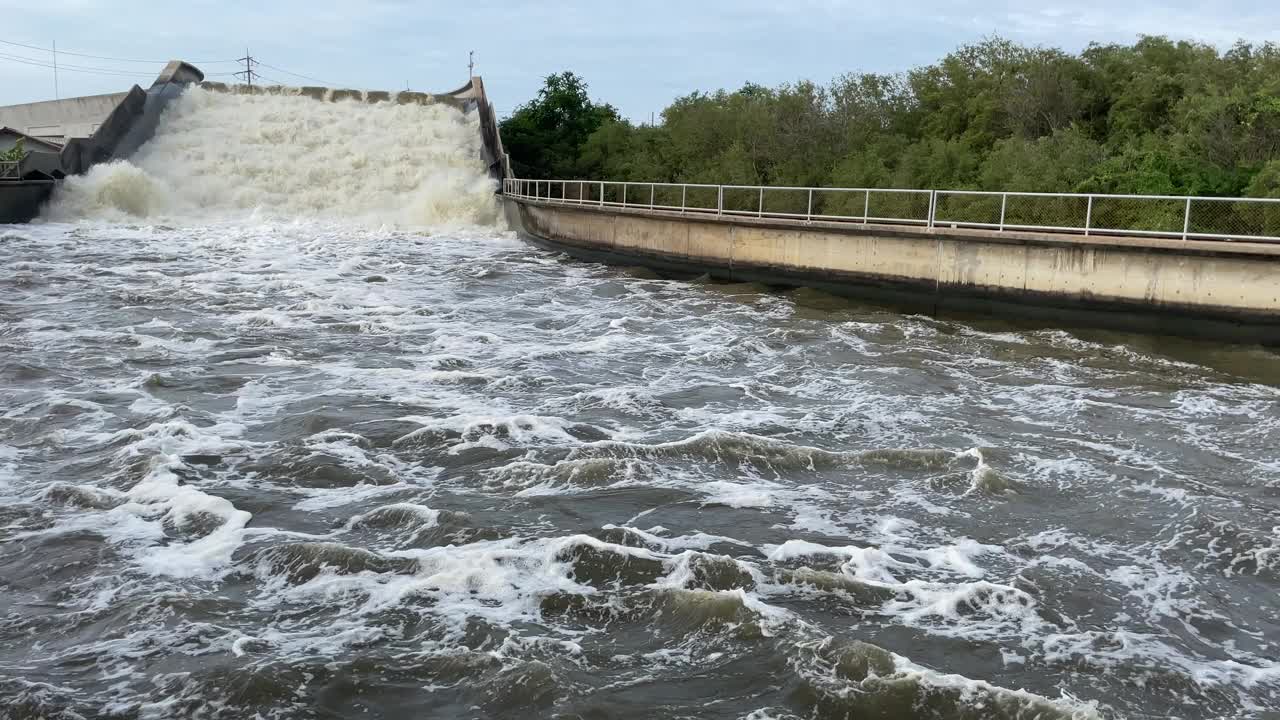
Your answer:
[439,76,510,180]
[506,198,1280,344]
[0,181,55,223]
[0,92,132,144]
[59,85,149,176]
[108,62,205,163]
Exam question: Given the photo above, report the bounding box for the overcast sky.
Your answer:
[1,0,1276,121]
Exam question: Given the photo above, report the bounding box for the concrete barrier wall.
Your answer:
[0,181,55,223]
[505,198,1280,343]
[60,85,149,176]
[109,62,206,163]
[0,92,132,143]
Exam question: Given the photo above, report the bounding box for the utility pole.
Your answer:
[468,51,475,78]
[234,49,258,88]
[52,40,59,100]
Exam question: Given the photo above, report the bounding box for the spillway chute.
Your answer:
[44,80,501,228]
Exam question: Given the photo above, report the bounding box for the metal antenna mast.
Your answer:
[52,40,59,100]
[234,49,258,87]
[468,50,475,78]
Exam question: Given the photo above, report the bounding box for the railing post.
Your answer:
[998,193,1007,232]
[758,187,764,218]
[599,181,604,207]
[928,190,937,228]
[650,183,655,210]
[717,186,723,217]
[1182,197,1192,240]
[807,188,813,223]
[863,190,870,224]
[681,184,687,214]
[623,182,627,208]
[1085,196,1093,236]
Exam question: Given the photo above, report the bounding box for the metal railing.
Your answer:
[502,178,1280,244]
[0,161,19,181]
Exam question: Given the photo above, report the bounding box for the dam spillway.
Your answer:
[45,84,499,226]
[2,62,1280,720]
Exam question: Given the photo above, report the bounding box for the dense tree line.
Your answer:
[501,36,1280,213]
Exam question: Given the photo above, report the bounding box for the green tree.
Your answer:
[505,35,1280,234]
[1,138,24,163]
[500,72,620,179]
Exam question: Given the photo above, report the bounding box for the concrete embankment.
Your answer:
[504,198,1280,344]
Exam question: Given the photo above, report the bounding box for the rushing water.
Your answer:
[3,89,1280,720]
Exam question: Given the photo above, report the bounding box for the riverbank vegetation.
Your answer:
[501,37,1280,202]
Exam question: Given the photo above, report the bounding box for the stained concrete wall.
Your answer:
[0,92,132,144]
[0,181,55,223]
[59,85,149,176]
[505,198,1280,343]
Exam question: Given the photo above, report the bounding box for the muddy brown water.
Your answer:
[1,221,1278,719]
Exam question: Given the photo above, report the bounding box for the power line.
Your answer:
[0,42,358,94]
[0,51,161,78]
[0,38,237,64]
[0,51,161,75]
[256,61,342,88]
[233,50,258,88]
[254,72,289,86]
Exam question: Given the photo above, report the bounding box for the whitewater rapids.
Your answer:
[43,86,498,226]
[2,87,1279,719]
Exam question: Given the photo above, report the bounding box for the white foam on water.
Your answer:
[44,87,498,228]
[5,197,1280,718]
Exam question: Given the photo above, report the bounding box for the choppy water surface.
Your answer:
[2,220,1280,720]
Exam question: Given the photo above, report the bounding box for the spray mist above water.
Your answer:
[44,87,499,227]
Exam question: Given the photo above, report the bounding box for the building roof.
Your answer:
[0,127,64,152]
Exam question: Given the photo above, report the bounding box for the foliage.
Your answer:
[499,72,620,179]
[1,138,24,163]
[504,36,1280,208]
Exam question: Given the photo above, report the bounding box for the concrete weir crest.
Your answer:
[0,63,510,222]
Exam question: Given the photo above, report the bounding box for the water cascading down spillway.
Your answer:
[44,83,500,226]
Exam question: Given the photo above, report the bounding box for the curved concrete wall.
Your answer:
[505,198,1280,344]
